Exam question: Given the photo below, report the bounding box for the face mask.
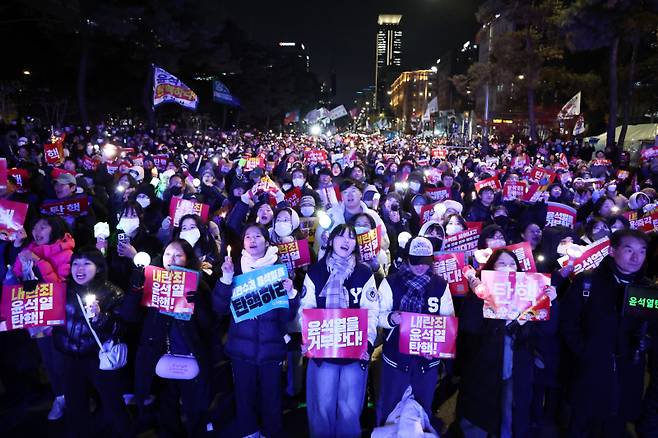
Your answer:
[557,242,572,255]
[493,216,509,226]
[292,178,305,188]
[409,182,421,192]
[445,224,462,235]
[496,266,517,273]
[487,239,506,249]
[136,196,151,209]
[274,222,293,237]
[301,206,315,217]
[607,184,617,192]
[179,228,201,247]
[282,183,292,191]
[375,168,384,175]
[170,186,182,196]
[354,226,370,235]
[86,146,93,155]
[117,218,139,235]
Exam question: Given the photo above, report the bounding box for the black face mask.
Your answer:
[427,236,443,252]
[170,186,183,196]
[493,216,509,226]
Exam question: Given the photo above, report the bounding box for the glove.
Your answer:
[185,291,199,304]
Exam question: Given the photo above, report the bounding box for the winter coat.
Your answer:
[465,199,492,223]
[13,233,75,283]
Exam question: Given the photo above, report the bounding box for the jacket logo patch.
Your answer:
[348,287,362,303]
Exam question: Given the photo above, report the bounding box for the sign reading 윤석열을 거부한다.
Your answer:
[153,66,198,110]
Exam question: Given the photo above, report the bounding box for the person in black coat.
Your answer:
[560,229,652,437]
[466,186,496,223]
[213,223,298,438]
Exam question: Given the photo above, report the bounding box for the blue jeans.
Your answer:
[306,360,367,438]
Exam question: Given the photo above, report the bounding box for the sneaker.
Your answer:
[48,395,65,421]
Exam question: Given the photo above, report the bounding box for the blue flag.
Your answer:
[213,80,240,107]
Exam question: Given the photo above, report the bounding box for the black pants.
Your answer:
[155,377,210,437]
[232,359,284,438]
[62,354,133,438]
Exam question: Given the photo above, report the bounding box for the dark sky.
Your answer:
[223,0,482,106]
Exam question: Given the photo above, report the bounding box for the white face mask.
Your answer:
[117,218,140,235]
[355,226,370,235]
[282,183,292,191]
[487,239,506,249]
[179,228,201,247]
[274,222,293,237]
[409,182,421,192]
[300,206,315,217]
[445,224,462,235]
[496,266,517,272]
[292,178,305,188]
[136,196,151,209]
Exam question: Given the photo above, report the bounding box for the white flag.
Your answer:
[558,92,581,119]
[573,115,586,135]
[153,66,198,110]
[422,97,438,121]
[329,105,348,120]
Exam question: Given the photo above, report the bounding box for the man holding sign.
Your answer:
[376,236,455,425]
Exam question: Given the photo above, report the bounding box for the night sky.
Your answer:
[224,0,482,105]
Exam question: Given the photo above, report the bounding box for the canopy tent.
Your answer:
[592,123,658,156]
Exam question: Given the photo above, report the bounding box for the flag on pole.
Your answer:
[573,114,586,135]
[422,97,438,121]
[349,107,359,118]
[558,92,581,119]
[329,105,348,121]
[153,65,198,110]
[284,110,300,125]
[305,108,330,124]
[213,80,241,107]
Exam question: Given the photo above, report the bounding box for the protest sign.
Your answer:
[168,198,210,227]
[546,202,577,228]
[44,139,64,165]
[617,170,630,181]
[433,252,468,296]
[141,266,200,317]
[431,148,447,159]
[242,157,265,172]
[522,183,549,203]
[480,271,551,321]
[0,158,6,190]
[9,168,28,192]
[0,199,29,240]
[285,188,302,208]
[528,167,556,185]
[81,156,99,171]
[503,181,527,201]
[304,149,328,165]
[425,187,450,202]
[625,286,658,319]
[230,264,289,323]
[0,283,66,330]
[302,308,368,359]
[557,237,610,277]
[356,225,382,262]
[443,228,480,255]
[276,239,311,271]
[504,241,537,272]
[625,210,658,233]
[474,176,501,193]
[641,146,658,162]
[40,196,89,217]
[419,202,439,225]
[398,313,458,358]
[299,216,318,244]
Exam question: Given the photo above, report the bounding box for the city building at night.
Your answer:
[375,14,402,112]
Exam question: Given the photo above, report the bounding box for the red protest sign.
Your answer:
[243,157,265,172]
[431,148,447,159]
[433,252,468,296]
[528,167,556,184]
[624,210,658,233]
[545,202,577,228]
[425,187,450,202]
[141,266,200,315]
[152,154,169,171]
[0,158,7,190]
[44,140,64,165]
[276,239,311,271]
[522,183,549,203]
[504,242,537,272]
[474,176,501,194]
[443,228,480,255]
[9,168,28,192]
[590,159,611,167]
[480,271,551,321]
[129,155,144,167]
[0,199,29,240]
[419,202,439,225]
[641,146,658,162]
[0,283,66,330]
[81,156,99,171]
[285,188,302,208]
[557,237,610,277]
[356,225,382,262]
[503,181,527,201]
[40,196,89,217]
[302,308,368,359]
[511,154,529,169]
[398,313,458,358]
[168,198,210,227]
[304,149,328,164]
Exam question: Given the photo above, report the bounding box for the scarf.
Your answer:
[240,245,279,273]
[398,263,432,314]
[319,253,356,309]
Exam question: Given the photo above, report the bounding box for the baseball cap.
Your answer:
[54,173,77,186]
[407,236,434,266]
[129,166,145,182]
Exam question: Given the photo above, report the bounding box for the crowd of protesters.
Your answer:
[1,119,658,438]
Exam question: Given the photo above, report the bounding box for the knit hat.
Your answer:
[407,236,434,266]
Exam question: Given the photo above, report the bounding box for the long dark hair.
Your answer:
[482,248,521,272]
[164,239,201,270]
[69,247,108,284]
[325,223,357,257]
[172,213,217,257]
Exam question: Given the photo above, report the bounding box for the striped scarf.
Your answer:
[319,253,356,309]
[398,263,432,314]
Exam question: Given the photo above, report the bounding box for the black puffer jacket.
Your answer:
[53,280,127,356]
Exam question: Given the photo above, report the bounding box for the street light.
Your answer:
[22,70,31,75]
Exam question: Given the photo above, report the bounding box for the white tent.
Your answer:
[593,123,658,155]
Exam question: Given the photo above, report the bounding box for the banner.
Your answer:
[0,199,29,240]
[431,148,447,159]
[433,252,468,296]
[80,156,99,171]
[356,225,382,262]
[505,241,537,272]
[329,105,348,121]
[302,308,368,359]
[480,271,551,321]
[284,110,300,125]
[141,266,200,316]
[425,187,450,202]
[212,80,240,107]
[419,202,440,225]
[153,65,198,110]
[168,198,210,227]
[276,239,311,271]
[284,187,302,207]
[304,149,328,165]
[0,283,66,330]
[557,236,610,277]
[503,181,527,201]
[422,97,438,121]
[572,114,586,135]
[40,196,89,217]
[443,228,480,255]
[230,264,289,323]
[474,176,501,193]
[398,313,458,358]
[627,210,658,232]
[545,202,577,228]
[557,91,581,119]
[44,138,65,165]
[625,286,658,319]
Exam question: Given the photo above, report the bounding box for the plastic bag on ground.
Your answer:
[371,385,439,438]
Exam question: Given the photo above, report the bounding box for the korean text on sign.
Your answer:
[230,264,289,323]
[141,266,199,316]
[557,237,610,277]
[168,198,210,227]
[357,225,381,262]
[480,271,551,321]
[504,241,537,272]
[545,202,576,228]
[302,308,368,359]
[398,313,458,359]
[276,239,311,271]
[0,283,66,330]
[625,286,658,319]
[433,252,468,296]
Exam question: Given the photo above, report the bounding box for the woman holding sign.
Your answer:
[376,236,455,425]
[299,223,379,438]
[213,223,297,438]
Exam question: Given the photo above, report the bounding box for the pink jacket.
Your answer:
[13,233,75,283]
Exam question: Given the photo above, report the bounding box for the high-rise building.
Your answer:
[375,14,402,112]
[389,69,435,132]
[277,41,310,72]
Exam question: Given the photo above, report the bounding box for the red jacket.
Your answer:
[13,233,75,283]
